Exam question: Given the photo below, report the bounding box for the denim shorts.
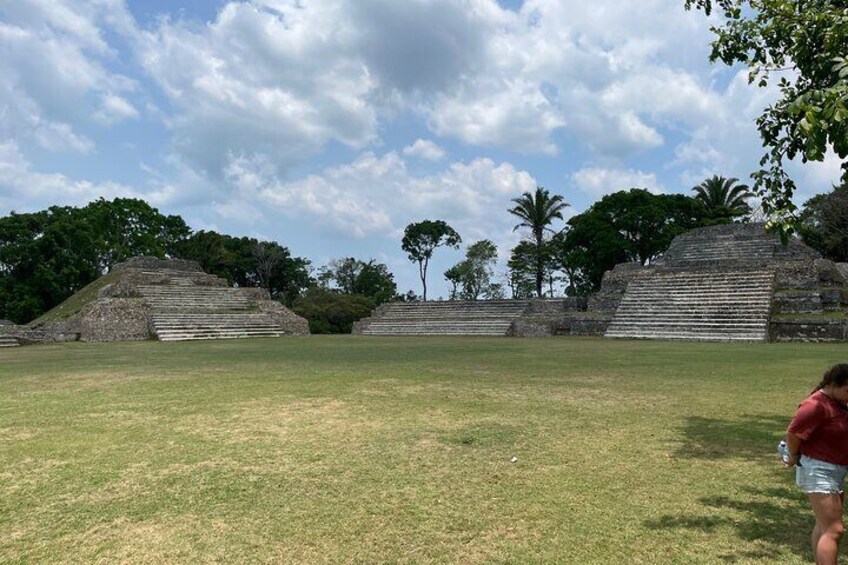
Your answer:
[796,455,848,494]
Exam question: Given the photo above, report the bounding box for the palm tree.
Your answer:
[691,176,753,222]
[508,187,569,297]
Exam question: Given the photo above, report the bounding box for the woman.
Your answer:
[786,364,848,565]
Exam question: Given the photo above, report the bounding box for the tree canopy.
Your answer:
[401,220,461,301]
[317,257,398,305]
[558,189,706,291]
[798,183,848,262]
[685,0,848,230]
[444,239,503,300]
[173,231,310,306]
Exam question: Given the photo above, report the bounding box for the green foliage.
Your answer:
[691,176,753,223]
[798,184,848,261]
[444,239,503,300]
[507,187,569,297]
[174,231,311,306]
[0,199,188,324]
[86,198,190,271]
[507,240,556,298]
[401,220,461,301]
[291,287,375,334]
[558,189,706,291]
[318,258,398,305]
[685,0,848,229]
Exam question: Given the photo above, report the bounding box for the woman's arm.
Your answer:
[785,430,803,467]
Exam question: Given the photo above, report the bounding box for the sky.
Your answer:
[0,0,844,298]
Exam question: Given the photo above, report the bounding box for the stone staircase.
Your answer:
[138,286,251,311]
[666,238,777,265]
[150,313,286,342]
[0,336,19,348]
[605,269,775,341]
[357,300,530,336]
[138,285,284,342]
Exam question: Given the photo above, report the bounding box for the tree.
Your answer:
[444,239,502,300]
[401,220,461,301]
[319,257,398,305]
[559,189,706,291]
[798,184,848,262]
[550,231,591,297]
[291,287,375,334]
[691,176,753,223]
[173,231,311,305]
[85,198,190,271]
[507,187,569,297]
[685,0,848,232]
[507,240,556,298]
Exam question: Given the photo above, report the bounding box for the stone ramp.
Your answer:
[357,300,530,336]
[605,269,774,341]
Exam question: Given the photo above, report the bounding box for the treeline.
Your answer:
[2,179,845,330]
[0,198,398,332]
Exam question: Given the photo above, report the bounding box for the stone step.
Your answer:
[605,268,774,341]
[606,330,766,342]
[361,328,508,336]
[158,331,286,342]
[0,336,19,347]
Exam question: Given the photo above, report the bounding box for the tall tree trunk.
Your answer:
[419,259,428,301]
[534,229,544,298]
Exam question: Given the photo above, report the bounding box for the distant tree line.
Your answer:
[0,198,397,333]
[3,175,844,328]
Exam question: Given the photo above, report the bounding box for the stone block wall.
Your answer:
[76,298,152,342]
[256,301,310,335]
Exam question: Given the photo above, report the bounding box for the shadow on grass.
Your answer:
[645,486,810,562]
[651,414,810,561]
[673,414,789,460]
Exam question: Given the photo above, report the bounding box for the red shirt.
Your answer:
[788,390,848,465]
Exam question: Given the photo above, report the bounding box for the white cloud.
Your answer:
[0,1,139,152]
[94,94,140,125]
[403,139,446,161]
[137,1,379,175]
[217,149,536,244]
[0,140,138,212]
[571,167,664,199]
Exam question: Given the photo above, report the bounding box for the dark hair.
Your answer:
[812,364,848,395]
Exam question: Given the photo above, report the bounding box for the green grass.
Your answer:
[0,336,842,564]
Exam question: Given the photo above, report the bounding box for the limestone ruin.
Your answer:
[0,257,309,346]
[355,223,848,342]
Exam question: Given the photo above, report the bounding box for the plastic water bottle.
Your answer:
[778,440,790,464]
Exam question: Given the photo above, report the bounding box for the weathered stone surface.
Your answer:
[512,313,611,337]
[16,257,310,345]
[770,317,848,342]
[256,301,310,335]
[773,291,823,315]
[0,323,79,344]
[77,298,151,342]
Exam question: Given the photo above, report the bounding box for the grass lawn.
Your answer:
[0,336,844,564]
